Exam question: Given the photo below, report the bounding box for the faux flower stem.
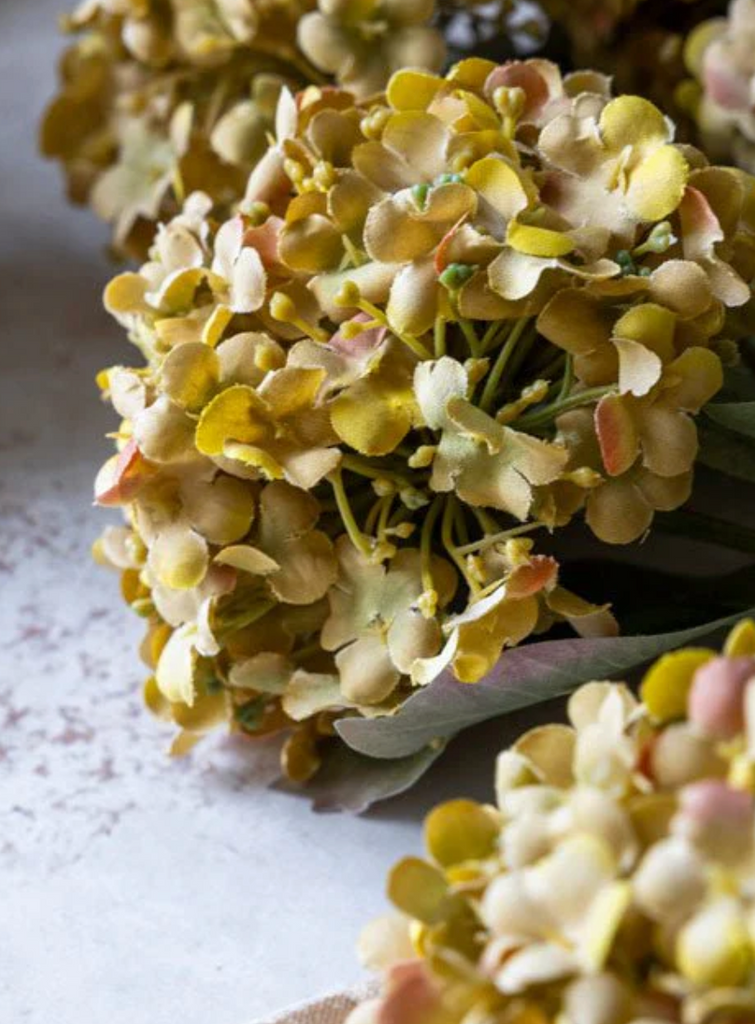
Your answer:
[329,469,374,558]
[502,320,539,382]
[253,41,329,86]
[470,506,501,537]
[480,320,508,355]
[356,298,432,360]
[434,316,447,358]
[513,385,617,431]
[216,599,277,641]
[537,350,567,384]
[342,235,368,268]
[291,641,324,665]
[377,493,396,541]
[420,496,445,596]
[480,317,531,413]
[442,496,480,595]
[364,495,388,536]
[340,454,412,488]
[456,521,543,555]
[459,318,481,357]
[557,354,575,402]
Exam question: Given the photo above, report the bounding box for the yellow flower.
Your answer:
[352,620,755,1024]
[298,0,445,99]
[91,58,755,776]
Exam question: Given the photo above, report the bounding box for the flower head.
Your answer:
[93,59,754,778]
[298,0,446,99]
[41,0,446,256]
[352,619,755,1024]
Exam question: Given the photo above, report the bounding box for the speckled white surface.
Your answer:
[3,5,754,1023]
[0,3,407,1020]
[0,9,516,1020]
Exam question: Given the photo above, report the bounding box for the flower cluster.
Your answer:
[541,0,645,54]
[351,619,755,1024]
[41,0,445,257]
[684,0,755,173]
[540,0,709,138]
[94,59,755,778]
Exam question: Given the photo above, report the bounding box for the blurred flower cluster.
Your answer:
[684,0,755,173]
[540,0,710,141]
[40,0,445,258]
[92,58,755,777]
[350,619,755,1024]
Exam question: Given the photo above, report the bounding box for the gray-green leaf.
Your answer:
[706,401,755,440]
[336,611,752,760]
[276,742,445,813]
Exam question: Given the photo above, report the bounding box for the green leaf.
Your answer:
[706,401,755,440]
[336,610,753,761]
[275,741,445,813]
[698,422,755,482]
[721,359,755,402]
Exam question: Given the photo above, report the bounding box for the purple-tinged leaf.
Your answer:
[275,742,446,814]
[336,611,753,760]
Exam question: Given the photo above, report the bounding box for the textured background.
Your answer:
[2,4,752,1023]
[0,8,519,1018]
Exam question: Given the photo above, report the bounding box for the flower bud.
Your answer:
[674,780,754,863]
[269,291,299,324]
[334,280,362,307]
[676,899,752,988]
[688,656,755,739]
[493,85,526,122]
[408,446,436,469]
[439,262,477,291]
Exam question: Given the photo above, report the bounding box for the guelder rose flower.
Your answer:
[41,0,445,257]
[298,0,446,99]
[686,0,755,171]
[93,58,754,781]
[352,619,755,1024]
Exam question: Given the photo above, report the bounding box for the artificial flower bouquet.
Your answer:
[42,0,755,804]
[350,620,755,1024]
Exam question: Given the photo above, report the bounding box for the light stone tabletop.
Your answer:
[2,5,752,1024]
[0,6,518,1021]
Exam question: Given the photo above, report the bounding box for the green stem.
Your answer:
[329,470,373,558]
[377,493,395,541]
[538,351,567,383]
[291,641,324,665]
[456,521,543,556]
[454,502,470,546]
[216,599,277,641]
[420,496,444,595]
[253,41,329,87]
[340,454,412,487]
[357,299,432,360]
[656,508,755,556]
[480,318,530,413]
[470,507,500,536]
[503,321,539,383]
[480,321,502,354]
[364,496,386,536]
[342,235,368,268]
[434,316,447,358]
[514,386,617,432]
[557,355,574,403]
[441,497,480,595]
[459,318,481,358]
